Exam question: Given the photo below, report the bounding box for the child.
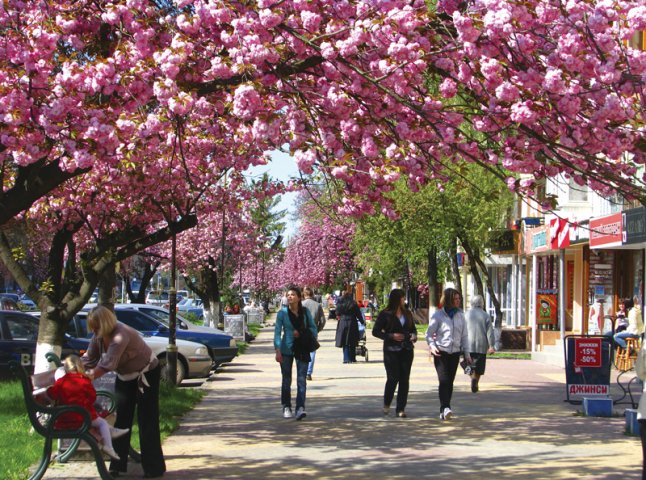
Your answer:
[47,355,129,461]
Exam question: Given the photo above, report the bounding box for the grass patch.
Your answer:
[491,352,531,360]
[0,378,205,479]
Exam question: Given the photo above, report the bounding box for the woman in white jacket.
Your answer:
[426,287,471,420]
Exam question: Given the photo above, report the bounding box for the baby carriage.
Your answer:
[356,318,369,362]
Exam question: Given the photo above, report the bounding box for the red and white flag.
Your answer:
[550,217,571,249]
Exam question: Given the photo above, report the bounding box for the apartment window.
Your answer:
[568,177,588,202]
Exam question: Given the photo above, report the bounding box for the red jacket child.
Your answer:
[47,371,98,429]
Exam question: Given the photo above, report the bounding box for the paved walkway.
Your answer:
[43,319,642,479]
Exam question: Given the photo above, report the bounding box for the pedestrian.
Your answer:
[426,287,471,420]
[635,339,646,480]
[372,288,417,418]
[614,296,644,351]
[274,286,318,420]
[302,287,326,381]
[465,295,496,393]
[83,306,166,478]
[335,284,365,363]
[47,355,129,461]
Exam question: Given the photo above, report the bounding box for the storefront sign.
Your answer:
[590,213,622,248]
[525,225,550,254]
[623,206,646,245]
[488,230,517,254]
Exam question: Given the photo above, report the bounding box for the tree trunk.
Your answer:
[471,252,504,328]
[98,263,116,310]
[427,246,439,315]
[184,258,221,329]
[459,237,485,297]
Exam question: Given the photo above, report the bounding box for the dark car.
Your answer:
[79,308,238,367]
[0,310,89,376]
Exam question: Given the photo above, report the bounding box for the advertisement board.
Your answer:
[564,335,612,403]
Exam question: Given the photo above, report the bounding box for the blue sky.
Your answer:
[244,150,300,239]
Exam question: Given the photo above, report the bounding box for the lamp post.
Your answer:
[166,233,178,385]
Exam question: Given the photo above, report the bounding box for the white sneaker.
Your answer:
[109,427,130,439]
[102,446,120,461]
[295,407,307,421]
[440,407,453,420]
[283,407,293,418]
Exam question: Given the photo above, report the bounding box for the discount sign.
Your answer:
[574,338,602,368]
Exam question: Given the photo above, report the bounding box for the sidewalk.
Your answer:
[43,318,642,479]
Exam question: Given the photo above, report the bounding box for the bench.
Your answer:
[10,354,117,480]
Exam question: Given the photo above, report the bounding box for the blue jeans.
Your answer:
[343,345,356,363]
[614,331,639,349]
[307,351,316,375]
[280,354,308,410]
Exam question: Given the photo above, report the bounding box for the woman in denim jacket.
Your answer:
[274,286,317,421]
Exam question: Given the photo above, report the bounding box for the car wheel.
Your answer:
[158,354,187,384]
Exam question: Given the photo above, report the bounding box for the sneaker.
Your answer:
[440,407,453,420]
[102,446,121,461]
[295,407,307,420]
[471,378,479,393]
[383,405,390,416]
[283,406,293,418]
[396,411,407,418]
[109,427,130,439]
[307,374,312,381]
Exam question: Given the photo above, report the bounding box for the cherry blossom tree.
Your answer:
[2,0,644,230]
[270,194,356,288]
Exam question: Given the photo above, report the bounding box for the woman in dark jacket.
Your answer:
[372,289,417,418]
[334,285,365,363]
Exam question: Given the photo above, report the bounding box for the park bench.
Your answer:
[10,353,117,480]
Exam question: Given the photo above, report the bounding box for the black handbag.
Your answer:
[300,327,320,352]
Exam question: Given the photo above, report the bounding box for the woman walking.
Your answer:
[426,288,471,420]
[335,284,365,363]
[274,286,317,420]
[372,289,417,418]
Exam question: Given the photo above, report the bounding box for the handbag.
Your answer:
[300,327,320,353]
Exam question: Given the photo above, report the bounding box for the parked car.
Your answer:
[82,306,237,367]
[68,311,213,383]
[17,295,37,311]
[114,304,225,335]
[0,309,88,376]
[177,298,204,319]
[146,290,170,306]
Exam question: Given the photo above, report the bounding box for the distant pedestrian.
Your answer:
[372,288,417,418]
[465,295,495,393]
[614,297,644,351]
[335,284,365,363]
[303,287,326,381]
[426,288,471,420]
[274,286,317,420]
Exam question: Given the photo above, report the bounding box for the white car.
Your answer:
[117,303,224,334]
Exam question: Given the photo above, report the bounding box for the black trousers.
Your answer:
[433,351,461,412]
[383,349,414,413]
[110,364,166,477]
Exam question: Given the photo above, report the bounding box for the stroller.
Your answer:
[356,317,369,362]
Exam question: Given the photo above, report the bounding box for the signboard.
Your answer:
[623,206,646,245]
[564,335,612,403]
[574,337,602,368]
[525,225,551,254]
[536,293,557,325]
[590,213,622,248]
[489,230,517,254]
[224,314,246,341]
